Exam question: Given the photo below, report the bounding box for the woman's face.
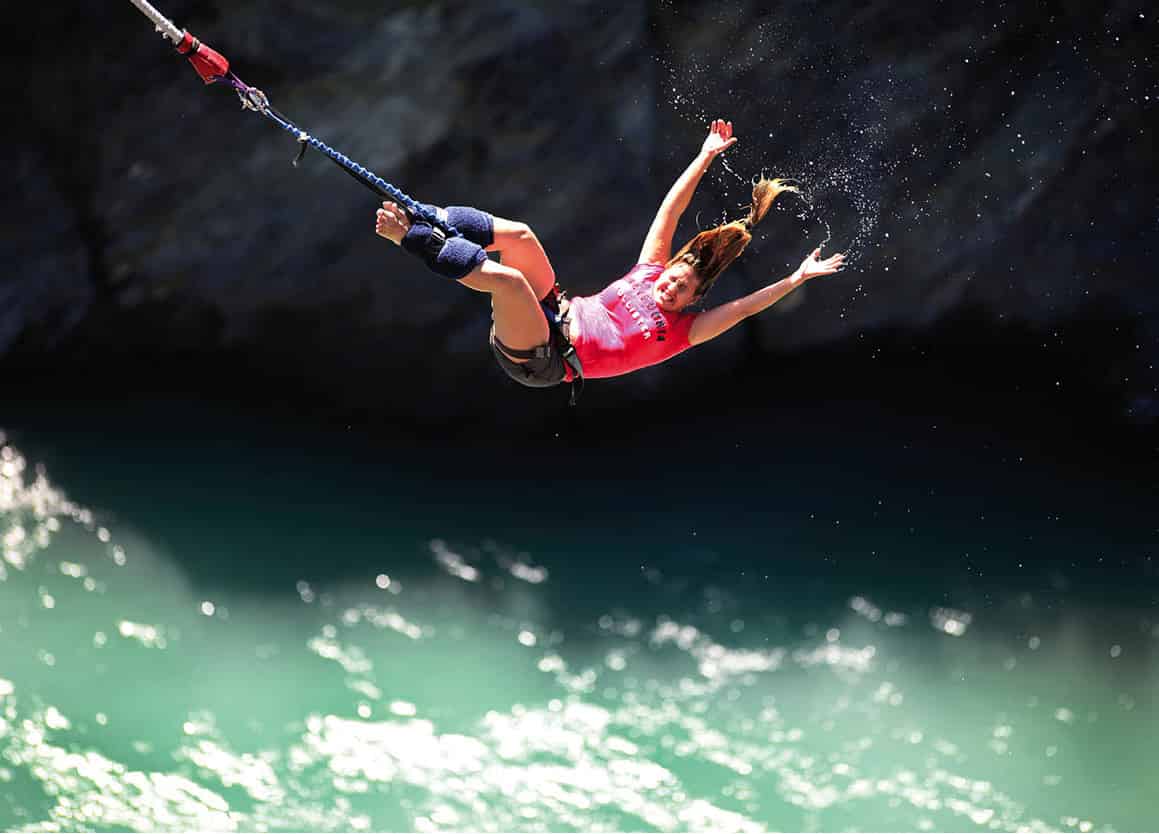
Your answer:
[653,262,701,312]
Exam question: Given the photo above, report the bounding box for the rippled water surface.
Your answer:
[1,403,1156,832]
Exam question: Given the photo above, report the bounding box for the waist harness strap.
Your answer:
[542,289,584,406]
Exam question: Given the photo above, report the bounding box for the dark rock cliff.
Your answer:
[4,0,1155,431]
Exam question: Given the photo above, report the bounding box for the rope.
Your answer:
[127,0,183,43]
[223,75,456,237]
[124,0,459,238]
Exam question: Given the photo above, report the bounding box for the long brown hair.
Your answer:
[667,177,798,299]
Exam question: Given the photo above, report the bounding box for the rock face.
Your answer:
[5,0,1155,425]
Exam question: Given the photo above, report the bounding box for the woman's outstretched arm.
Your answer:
[637,119,738,265]
[688,246,846,346]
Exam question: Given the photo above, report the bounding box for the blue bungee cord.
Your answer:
[127,0,460,238]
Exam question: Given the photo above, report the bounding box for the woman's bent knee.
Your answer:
[512,222,536,244]
[467,262,532,296]
[492,217,536,244]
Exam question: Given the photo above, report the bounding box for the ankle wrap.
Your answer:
[401,222,487,280]
[415,203,494,247]
[445,206,494,247]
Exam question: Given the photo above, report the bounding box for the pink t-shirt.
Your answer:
[566,263,698,380]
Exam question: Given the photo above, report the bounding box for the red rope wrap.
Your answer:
[176,31,229,84]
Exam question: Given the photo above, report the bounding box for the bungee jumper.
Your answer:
[376,121,845,404]
[128,1,846,405]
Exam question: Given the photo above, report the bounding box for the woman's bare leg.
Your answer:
[460,260,551,352]
[487,218,557,302]
[376,202,550,356]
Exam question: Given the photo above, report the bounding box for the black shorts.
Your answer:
[490,325,566,388]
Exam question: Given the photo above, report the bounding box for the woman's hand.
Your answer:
[797,245,846,281]
[700,119,738,160]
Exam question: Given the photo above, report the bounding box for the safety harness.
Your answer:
[493,287,584,405]
[542,288,585,406]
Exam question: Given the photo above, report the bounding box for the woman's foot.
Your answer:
[375,201,411,245]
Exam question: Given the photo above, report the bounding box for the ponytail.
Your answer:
[668,177,798,299]
[747,176,792,228]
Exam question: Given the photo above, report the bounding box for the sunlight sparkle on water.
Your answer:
[117,620,167,649]
[431,539,481,582]
[930,606,973,637]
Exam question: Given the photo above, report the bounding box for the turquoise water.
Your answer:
[1,401,1156,831]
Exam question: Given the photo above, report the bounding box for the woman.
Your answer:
[374,119,845,398]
